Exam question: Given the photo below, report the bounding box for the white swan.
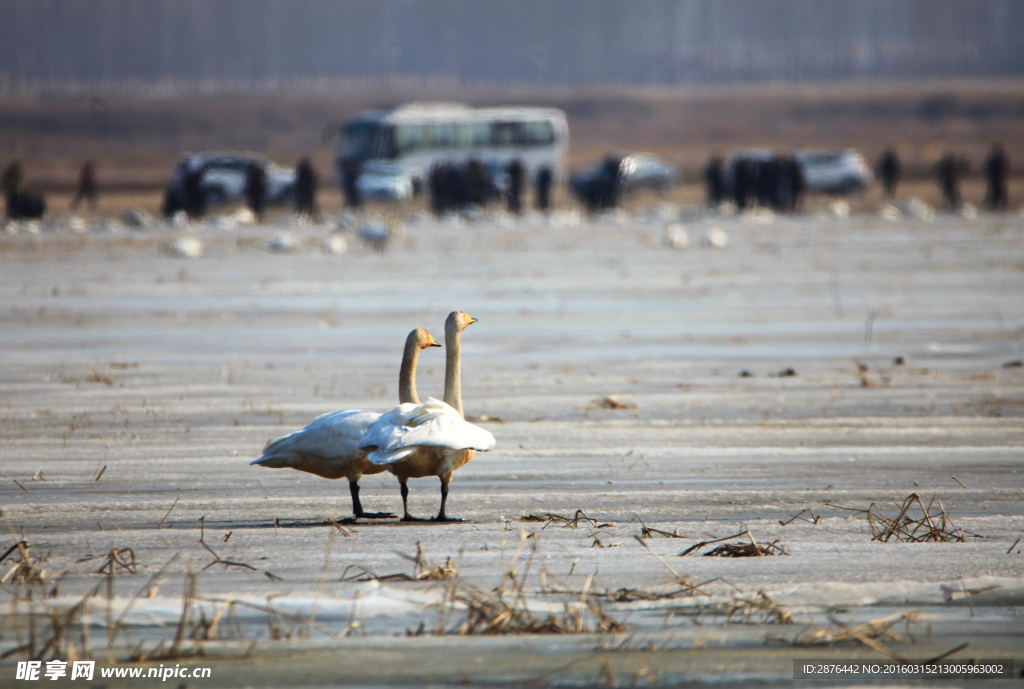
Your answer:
[359,311,495,522]
[250,328,440,519]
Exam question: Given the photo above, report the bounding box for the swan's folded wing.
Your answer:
[393,413,496,452]
[360,399,496,465]
[252,410,378,464]
[357,403,421,451]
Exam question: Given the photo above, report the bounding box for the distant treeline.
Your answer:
[1,0,1022,92]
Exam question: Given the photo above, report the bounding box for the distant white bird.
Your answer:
[879,204,902,222]
[168,236,203,258]
[321,232,349,255]
[269,232,297,253]
[663,223,689,249]
[826,199,850,218]
[900,198,935,222]
[701,227,729,249]
[250,328,440,519]
[230,207,257,226]
[67,216,89,234]
[360,311,493,522]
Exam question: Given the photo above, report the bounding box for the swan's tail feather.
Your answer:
[251,454,292,468]
[366,447,417,466]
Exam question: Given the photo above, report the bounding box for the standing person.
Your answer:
[71,160,98,210]
[732,158,751,210]
[704,154,725,207]
[295,158,317,217]
[936,151,962,211]
[183,162,205,219]
[596,155,621,211]
[756,158,780,209]
[506,158,525,214]
[2,161,25,219]
[245,162,268,220]
[786,155,805,212]
[464,158,486,206]
[342,159,361,209]
[428,163,444,216]
[878,146,901,199]
[983,142,1010,210]
[534,167,553,211]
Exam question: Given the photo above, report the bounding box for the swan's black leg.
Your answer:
[432,481,464,523]
[400,482,426,522]
[350,481,397,520]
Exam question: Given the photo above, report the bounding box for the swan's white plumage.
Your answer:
[251,410,379,472]
[359,398,495,466]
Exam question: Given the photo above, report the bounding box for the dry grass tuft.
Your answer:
[96,548,138,575]
[522,510,611,530]
[400,541,457,581]
[83,365,116,386]
[1,541,47,584]
[340,541,456,583]
[779,509,821,526]
[722,590,794,625]
[437,538,625,637]
[595,395,636,410]
[772,608,943,661]
[636,516,686,539]
[679,530,787,557]
[828,493,974,543]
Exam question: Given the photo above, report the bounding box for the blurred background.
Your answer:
[1,0,1022,214]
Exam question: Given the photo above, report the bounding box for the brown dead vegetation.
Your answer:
[522,510,612,530]
[679,530,788,557]
[828,493,977,543]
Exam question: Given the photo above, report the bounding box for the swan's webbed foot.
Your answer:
[356,510,398,520]
[349,481,398,520]
[401,514,428,522]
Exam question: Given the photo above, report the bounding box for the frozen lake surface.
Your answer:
[1,207,1022,687]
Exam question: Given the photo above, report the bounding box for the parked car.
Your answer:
[725,149,872,196]
[794,149,873,193]
[162,153,295,216]
[354,160,415,201]
[570,153,679,208]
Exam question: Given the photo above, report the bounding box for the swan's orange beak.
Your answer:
[468,316,479,324]
[428,339,442,347]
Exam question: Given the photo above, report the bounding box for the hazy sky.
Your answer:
[1,0,1021,89]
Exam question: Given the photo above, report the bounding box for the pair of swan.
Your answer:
[251,311,495,522]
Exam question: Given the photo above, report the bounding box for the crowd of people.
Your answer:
[420,157,551,216]
[704,154,805,212]
[1,144,1017,223]
[874,143,1010,212]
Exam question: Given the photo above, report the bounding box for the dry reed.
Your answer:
[828,493,972,543]
[678,530,787,557]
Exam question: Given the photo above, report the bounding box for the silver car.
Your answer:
[795,149,873,194]
[570,152,679,199]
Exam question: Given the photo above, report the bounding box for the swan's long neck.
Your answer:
[443,320,463,418]
[398,335,422,405]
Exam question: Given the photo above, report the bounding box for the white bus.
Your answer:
[334,103,569,193]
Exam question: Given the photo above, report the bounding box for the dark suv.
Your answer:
[161,153,295,217]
